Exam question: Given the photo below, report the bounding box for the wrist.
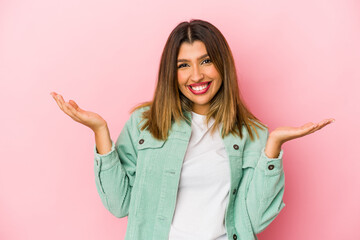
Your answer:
[265,138,282,159]
[268,132,284,145]
[93,123,108,135]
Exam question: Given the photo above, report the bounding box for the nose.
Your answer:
[191,65,204,82]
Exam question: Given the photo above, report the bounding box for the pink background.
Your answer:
[1,0,359,239]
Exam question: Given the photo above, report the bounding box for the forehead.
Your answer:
[177,40,207,58]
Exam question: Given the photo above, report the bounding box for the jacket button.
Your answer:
[139,139,144,144]
[233,144,239,150]
[233,234,237,240]
[268,164,275,170]
[232,188,237,195]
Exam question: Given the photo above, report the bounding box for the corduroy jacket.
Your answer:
[94,106,285,240]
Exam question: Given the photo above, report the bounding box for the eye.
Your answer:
[177,63,188,69]
[202,58,212,64]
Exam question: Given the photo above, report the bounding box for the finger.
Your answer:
[64,109,82,123]
[298,122,317,134]
[57,94,68,112]
[52,93,65,111]
[302,122,315,128]
[300,122,319,131]
[308,119,332,133]
[52,94,81,123]
[62,101,80,121]
[69,99,81,111]
[301,121,321,134]
[68,99,84,118]
[325,118,335,124]
[301,118,335,135]
[64,102,82,122]
[308,125,319,134]
[57,95,80,120]
[307,124,319,134]
[317,119,333,130]
[65,101,82,122]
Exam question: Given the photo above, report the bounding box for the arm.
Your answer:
[93,110,141,218]
[245,117,334,233]
[50,92,142,218]
[245,128,286,234]
[94,124,112,155]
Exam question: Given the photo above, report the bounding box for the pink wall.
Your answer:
[1,0,359,239]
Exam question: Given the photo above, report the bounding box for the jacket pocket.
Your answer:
[240,153,260,234]
[242,152,260,169]
[132,130,166,217]
[136,130,166,150]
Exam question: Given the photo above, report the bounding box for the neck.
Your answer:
[192,105,209,115]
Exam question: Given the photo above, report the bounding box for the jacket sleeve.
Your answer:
[93,109,141,218]
[245,127,286,234]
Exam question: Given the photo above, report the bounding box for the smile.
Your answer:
[187,81,212,95]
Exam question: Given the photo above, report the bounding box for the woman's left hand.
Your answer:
[264,118,335,158]
[269,118,336,145]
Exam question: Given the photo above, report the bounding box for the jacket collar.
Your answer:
[179,110,245,158]
[179,110,229,143]
[182,109,229,135]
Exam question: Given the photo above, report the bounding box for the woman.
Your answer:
[51,19,334,240]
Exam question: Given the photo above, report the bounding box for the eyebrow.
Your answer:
[177,53,209,63]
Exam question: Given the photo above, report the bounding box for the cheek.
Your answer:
[207,66,220,78]
[177,71,188,86]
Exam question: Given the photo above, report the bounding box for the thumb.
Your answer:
[301,122,316,129]
[69,100,81,111]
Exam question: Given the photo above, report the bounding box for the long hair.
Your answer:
[131,19,267,141]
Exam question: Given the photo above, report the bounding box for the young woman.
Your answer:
[51,19,334,240]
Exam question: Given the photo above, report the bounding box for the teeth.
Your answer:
[190,83,208,91]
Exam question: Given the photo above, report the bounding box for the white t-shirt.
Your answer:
[168,111,230,240]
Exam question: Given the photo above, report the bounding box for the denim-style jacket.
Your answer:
[94,106,285,240]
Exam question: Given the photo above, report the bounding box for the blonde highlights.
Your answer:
[131,19,267,141]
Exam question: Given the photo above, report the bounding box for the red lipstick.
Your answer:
[187,81,212,95]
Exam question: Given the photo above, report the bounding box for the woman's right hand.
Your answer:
[50,91,107,133]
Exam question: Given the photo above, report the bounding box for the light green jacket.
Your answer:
[94,106,285,240]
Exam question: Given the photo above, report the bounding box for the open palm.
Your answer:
[50,92,107,132]
[269,118,335,144]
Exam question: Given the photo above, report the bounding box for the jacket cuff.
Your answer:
[94,140,119,171]
[256,147,284,176]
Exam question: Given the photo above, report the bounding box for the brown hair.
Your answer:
[131,19,266,141]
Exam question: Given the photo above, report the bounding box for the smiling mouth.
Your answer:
[187,81,212,95]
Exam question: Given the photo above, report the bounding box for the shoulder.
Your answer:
[129,105,150,121]
[125,105,150,132]
[116,106,150,147]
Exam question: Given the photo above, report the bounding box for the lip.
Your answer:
[189,81,211,87]
[187,81,212,95]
